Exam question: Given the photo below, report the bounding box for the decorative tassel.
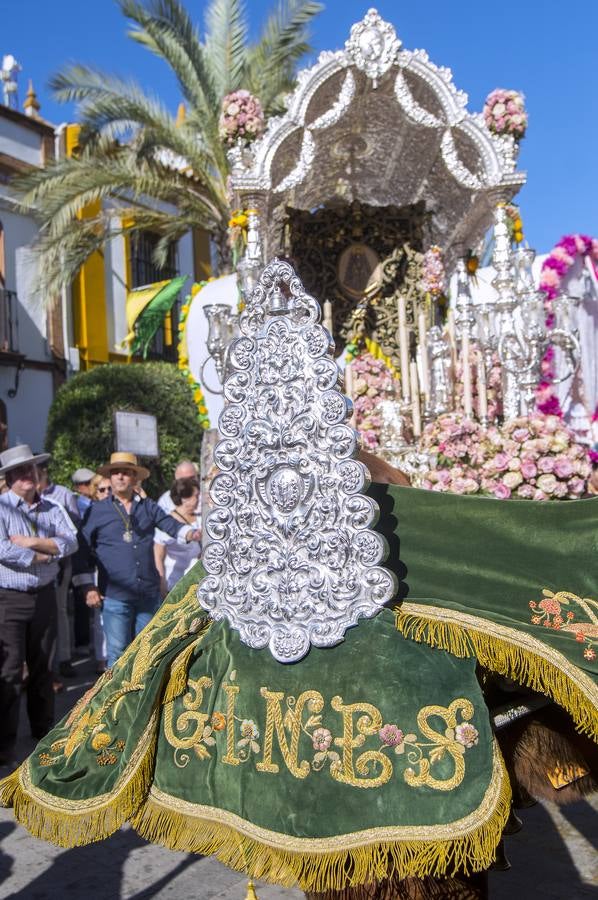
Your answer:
[245,879,259,900]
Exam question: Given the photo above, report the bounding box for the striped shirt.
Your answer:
[0,490,79,591]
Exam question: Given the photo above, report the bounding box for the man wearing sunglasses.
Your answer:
[0,445,78,768]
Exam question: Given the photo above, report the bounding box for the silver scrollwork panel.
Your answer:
[197,259,396,662]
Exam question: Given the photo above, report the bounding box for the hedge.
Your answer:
[46,362,203,497]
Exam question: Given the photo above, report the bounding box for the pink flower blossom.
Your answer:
[553,456,574,478]
[520,461,537,479]
[494,483,512,500]
[378,724,404,747]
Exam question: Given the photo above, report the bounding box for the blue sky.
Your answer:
[3,0,597,252]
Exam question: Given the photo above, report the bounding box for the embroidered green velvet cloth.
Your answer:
[2,486,597,890]
[1,580,505,887]
[374,486,598,738]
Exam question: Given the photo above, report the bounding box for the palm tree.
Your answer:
[16,0,323,297]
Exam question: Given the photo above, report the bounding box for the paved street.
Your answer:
[0,655,596,899]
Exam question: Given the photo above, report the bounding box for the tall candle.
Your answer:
[461,332,473,418]
[447,308,457,369]
[410,360,422,437]
[417,309,429,398]
[323,299,333,335]
[477,357,488,421]
[397,295,411,402]
[344,362,356,427]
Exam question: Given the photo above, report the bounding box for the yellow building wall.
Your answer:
[66,124,109,369]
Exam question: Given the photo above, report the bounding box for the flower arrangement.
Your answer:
[479,415,591,499]
[420,245,446,297]
[537,234,598,416]
[454,344,503,422]
[351,351,398,451]
[420,412,591,499]
[483,88,527,140]
[219,90,264,147]
[177,284,211,430]
[420,413,489,494]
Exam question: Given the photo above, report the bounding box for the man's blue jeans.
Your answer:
[102,593,161,668]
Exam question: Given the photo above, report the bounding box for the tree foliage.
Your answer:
[16,0,323,298]
[46,362,202,497]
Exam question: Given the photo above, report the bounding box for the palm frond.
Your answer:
[204,0,248,95]
[119,0,220,119]
[246,0,322,112]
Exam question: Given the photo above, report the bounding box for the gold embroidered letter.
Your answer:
[330,695,392,788]
[222,683,241,766]
[404,699,473,791]
[256,688,322,778]
[163,676,213,763]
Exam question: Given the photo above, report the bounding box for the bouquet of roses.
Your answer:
[480,415,591,500]
[419,413,496,494]
[483,88,527,140]
[352,351,398,451]
[219,90,264,147]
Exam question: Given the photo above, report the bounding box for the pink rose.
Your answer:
[493,483,512,500]
[517,484,535,499]
[553,457,574,479]
[568,477,585,495]
[493,453,510,472]
[520,461,537,479]
[512,428,530,443]
[538,456,555,473]
[552,481,568,498]
[533,489,547,501]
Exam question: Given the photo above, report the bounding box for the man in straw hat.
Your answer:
[73,452,201,668]
[0,445,78,767]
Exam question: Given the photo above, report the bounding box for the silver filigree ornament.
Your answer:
[197,259,397,663]
[345,8,401,87]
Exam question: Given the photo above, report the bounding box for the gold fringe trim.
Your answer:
[0,711,159,847]
[395,604,598,743]
[130,750,511,891]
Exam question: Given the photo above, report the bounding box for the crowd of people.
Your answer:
[0,445,202,769]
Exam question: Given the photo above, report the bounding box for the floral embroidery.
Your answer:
[455,723,479,749]
[529,589,598,661]
[237,718,261,759]
[211,712,227,731]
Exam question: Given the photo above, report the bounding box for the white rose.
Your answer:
[503,470,523,489]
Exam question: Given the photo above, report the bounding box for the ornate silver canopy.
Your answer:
[230,8,526,266]
[198,259,396,662]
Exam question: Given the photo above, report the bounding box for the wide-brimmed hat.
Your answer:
[0,444,50,477]
[98,451,150,481]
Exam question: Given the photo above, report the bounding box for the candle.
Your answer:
[410,361,421,438]
[344,362,355,426]
[397,295,411,402]
[461,332,473,418]
[323,299,333,335]
[477,357,488,421]
[418,309,429,398]
[446,308,457,368]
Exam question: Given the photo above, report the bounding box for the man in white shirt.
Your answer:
[157,460,199,512]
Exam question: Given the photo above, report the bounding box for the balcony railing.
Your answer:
[0,289,19,353]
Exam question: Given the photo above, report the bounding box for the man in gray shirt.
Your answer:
[0,445,78,767]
